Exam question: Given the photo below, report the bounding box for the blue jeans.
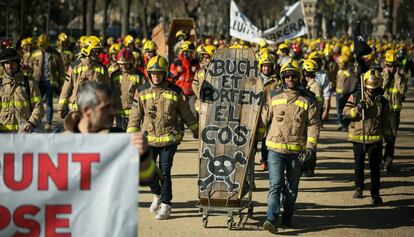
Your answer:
[38,80,53,125]
[266,151,302,224]
[149,144,178,205]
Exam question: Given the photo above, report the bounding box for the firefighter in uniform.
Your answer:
[309,51,331,123]
[111,48,145,130]
[58,36,110,118]
[123,35,143,71]
[173,30,188,57]
[142,40,158,78]
[192,44,216,113]
[343,69,393,205]
[29,34,65,130]
[256,52,281,171]
[108,43,122,77]
[0,48,44,133]
[127,55,198,220]
[381,49,407,171]
[335,55,353,131]
[20,37,33,76]
[300,59,323,177]
[57,32,75,73]
[262,59,320,233]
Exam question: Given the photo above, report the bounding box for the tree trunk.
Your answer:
[20,0,25,36]
[86,0,96,36]
[82,0,87,35]
[46,0,51,35]
[142,0,149,38]
[101,0,110,40]
[121,0,131,37]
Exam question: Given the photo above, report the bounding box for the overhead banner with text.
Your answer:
[0,134,138,237]
[230,0,308,44]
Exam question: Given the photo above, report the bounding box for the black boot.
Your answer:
[353,188,363,199]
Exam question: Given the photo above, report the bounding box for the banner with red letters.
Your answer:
[0,134,138,237]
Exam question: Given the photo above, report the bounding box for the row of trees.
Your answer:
[0,0,413,41]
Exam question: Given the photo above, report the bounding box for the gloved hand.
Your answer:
[357,100,366,111]
[299,148,315,166]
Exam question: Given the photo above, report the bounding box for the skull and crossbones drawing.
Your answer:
[198,147,247,192]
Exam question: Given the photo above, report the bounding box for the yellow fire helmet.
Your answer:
[308,51,323,60]
[278,43,289,51]
[106,37,114,46]
[337,55,349,66]
[258,39,268,49]
[363,69,382,89]
[280,59,301,78]
[180,41,195,52]
[21,37,32,48]
[199,45,216,57]
[58,32,68,42]
[175,30,187,40]
[81,36,103,56]
[109,43,122,55]
[147,55,169,74]
[79,36,88,47]
[258,52,275,69]
[143,40,157,52]
[37,34,49,48]
[384,49,396,64]
[302,59,318,72]
[123,35,134,47]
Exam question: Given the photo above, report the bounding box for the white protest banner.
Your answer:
[261,1,308,44]
[0,134,138,237]
[229,0,262,43]
[229,1,309,44]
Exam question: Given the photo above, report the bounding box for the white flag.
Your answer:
[229,0,261,43]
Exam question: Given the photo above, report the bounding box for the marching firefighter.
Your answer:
[20,37,33,76]
[256,52,281,171]
[262,59,320,233]
[0,48,44,133]
[301,59,323,177]
[381,49,407,172]
[343,69,393,205]
[335,55,353,132]
[192,44,216,113]
[58,36,110,119]
[123,35,143,70]
[309,51,331,122]
[170,41,199,117]
[277,43,291,65]
[57,32,75,72]
[29,33,65,131]
[127,55,198,220]
[142,40,158,78]
[111,48,145,130]
[108,43,122,77]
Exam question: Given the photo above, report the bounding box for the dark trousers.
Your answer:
[38,80,53,125]
[336,93,351,128]
[384,111,400,167]
[352,142,382,196]
[149,144,178,205]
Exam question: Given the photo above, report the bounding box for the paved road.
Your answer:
[138,87,414,237]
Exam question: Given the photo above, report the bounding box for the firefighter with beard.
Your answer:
[111,48,145,130]
[262,59,320,233]
[0,48,44,133]
[127,55,198,220]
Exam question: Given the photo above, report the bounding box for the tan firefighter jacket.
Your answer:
[262,86,321,154]
[307,78,323,108]
[30,47,65,87]
[58,57,110,111]
[0,72,44,132]
[111,69,145,116]
[256,73,281,141]
[382,68,407,112]
[343,91,393,144]
[127,80,199,147]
